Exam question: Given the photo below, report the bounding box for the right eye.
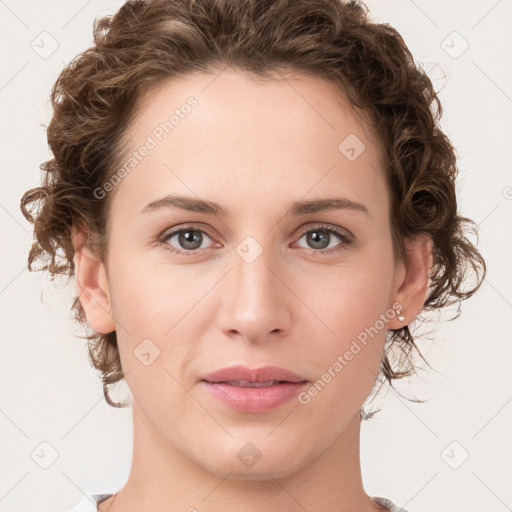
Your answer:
[159,225,218,256]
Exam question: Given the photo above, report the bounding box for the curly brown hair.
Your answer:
[20,0,486,411]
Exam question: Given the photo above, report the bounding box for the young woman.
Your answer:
[20,0,486,511]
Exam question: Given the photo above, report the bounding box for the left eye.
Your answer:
[295,226,350,252]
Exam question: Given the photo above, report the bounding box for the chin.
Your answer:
[195,440,310,482]
[206,461,301,482]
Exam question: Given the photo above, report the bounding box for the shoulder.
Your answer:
[372,496,412,512]
[66,493,409,512]
[64,493,113,512]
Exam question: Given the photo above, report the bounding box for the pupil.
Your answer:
[180,230,201,250]
[308,230,329,249]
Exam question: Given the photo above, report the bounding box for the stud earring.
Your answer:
[395,306,405,322]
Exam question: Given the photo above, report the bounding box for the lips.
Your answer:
[200,365,308,413]
[201,365,308,385]
[225,380,280,387]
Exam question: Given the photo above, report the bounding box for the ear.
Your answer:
[72,228,116,334]
[388,233,433,329]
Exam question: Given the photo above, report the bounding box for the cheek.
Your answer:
[292,259,391,392]
[108,263,196,412]
[107,249,193,333]
[106,253,212,385]
[296,271,389,423]
[296,260,391,342]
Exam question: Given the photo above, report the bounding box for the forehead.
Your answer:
[110,68,388,222]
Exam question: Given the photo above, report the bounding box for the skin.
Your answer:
[72,68,433,512]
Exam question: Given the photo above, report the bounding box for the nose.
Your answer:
[216,243,292,344]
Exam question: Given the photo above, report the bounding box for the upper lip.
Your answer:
[201,365,307,383]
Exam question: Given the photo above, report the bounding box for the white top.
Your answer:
[65,493,410,511]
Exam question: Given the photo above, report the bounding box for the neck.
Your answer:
[105,405,381,512]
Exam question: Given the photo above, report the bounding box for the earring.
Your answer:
[395,306,405,322]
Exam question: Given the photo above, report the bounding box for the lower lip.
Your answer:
[201,381,308,413]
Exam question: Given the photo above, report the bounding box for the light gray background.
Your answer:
[1,1,511,511]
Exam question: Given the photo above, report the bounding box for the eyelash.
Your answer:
[158,223,352,257]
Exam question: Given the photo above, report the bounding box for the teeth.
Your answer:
[227,380,280,387]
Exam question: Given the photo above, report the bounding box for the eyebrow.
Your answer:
[140,194,370,217]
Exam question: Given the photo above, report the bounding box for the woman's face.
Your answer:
[79,68,425,480]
